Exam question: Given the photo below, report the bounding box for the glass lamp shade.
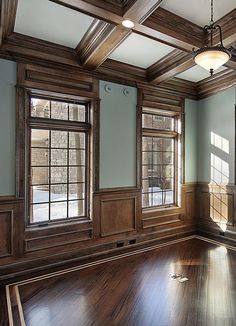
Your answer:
[193,47,231,73]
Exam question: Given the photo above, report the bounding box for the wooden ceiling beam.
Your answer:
[146,8,236,84]
[0,0,18,47]
[147,50,194,84]
[49,0,123,24]
[134,7,204,52]
[75,0,164,70]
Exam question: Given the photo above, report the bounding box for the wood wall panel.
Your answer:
[101,197,136,237]
[98,192,139,237]
[197,183,236,240]
[0,211,13,258]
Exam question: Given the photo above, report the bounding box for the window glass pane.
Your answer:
[163,138,174,151]
[31,98,50,118]
[50,184,67,202]
[152,138,162,151]
[31,129,49,147]
[51,149,67,166]
[142,114,152,128]
[142,151,152,164]
[31,148,49,166]
[51,202,67,220]
[163,152,174,164]
[69,167,85,183]
[142,179,152,193]
[153,116,174,131]
[31,204,49,223]
[163,178,174,191]
[69,132,85,149]
[69,104,86,122]
[51,101,68,120]
[31,186,49,204]
[153,152,162,165]
[51,167,67,184]
[31,167,49,185]
[68,200,84,217]
[162,165,174,178]
[69,183,85,200]
[142,193,152,208]
[69,150,85,166]
[51,130,68,148]
[153,192,162,206]
[163,191,174,205]
[142,137,152,151]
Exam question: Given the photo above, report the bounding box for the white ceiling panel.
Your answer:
[176,65,227,82]
[161,0,235,27]
[15,0,94,48]
[109,33,174,68]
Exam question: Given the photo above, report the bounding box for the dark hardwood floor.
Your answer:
[7,238,236,326]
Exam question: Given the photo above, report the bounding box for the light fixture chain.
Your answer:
[210,0,214,24]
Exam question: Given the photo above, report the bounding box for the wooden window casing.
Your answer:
[27,95,91,226]
[142,108,182,210]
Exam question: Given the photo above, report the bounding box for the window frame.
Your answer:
[141,107,182,210]
[26,94,91,226]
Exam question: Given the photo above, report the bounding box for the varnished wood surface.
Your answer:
[10,238,236,326]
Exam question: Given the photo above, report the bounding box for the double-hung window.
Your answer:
[142,108,181,209]
[27,96,90,225]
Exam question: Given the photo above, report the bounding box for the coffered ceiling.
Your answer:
[0,0,236,88]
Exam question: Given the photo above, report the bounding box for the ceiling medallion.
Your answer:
[192,0,231,75]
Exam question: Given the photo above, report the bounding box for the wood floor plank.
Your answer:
[12,239,236,326]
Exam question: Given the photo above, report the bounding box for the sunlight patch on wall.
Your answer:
[211,131,229,154]
[210,132,230,231]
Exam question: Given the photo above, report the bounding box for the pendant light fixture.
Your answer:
[192,0,231,75]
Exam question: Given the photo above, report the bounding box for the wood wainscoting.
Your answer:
[197,183,236,242]
[0,184,196,281]
[0,197,24,263]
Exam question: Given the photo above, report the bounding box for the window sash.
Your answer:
[142,112,180,209]
[27,97,90,226]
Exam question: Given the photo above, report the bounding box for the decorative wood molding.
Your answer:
[2,33,81,67]
[0,0,18,47]
[197,69,236,99]
[75,0,164,70]
[212,8,236,48]
[76,19,116,66]
[123,0,163,24]
[147,50,194,84]
[49,0,123,25]
[141,7,204,51]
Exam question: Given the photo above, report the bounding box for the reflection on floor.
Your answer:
[7,237,236,326]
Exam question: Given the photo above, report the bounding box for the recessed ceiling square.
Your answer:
[15,0,94,48]
[161,0,235,27]
[109,33,174,68]
[177,65,227,83]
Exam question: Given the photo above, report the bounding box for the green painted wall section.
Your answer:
[0,59,16,195]
[197,88,235,183]
[99,81,137,188]
[185,99,198,182]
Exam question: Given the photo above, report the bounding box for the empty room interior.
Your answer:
[1,0,236,325]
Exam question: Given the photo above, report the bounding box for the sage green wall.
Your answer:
[185,99,198,182]
[99,81,137,188]
[0,59,16,195]
[197,88,235,184]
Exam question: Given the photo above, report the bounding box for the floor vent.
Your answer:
[129,239,136,245]
[116,242,125,248]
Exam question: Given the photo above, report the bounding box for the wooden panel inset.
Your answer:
[0,210,13,258]
[17,63,99,98]
[101,197,136,237]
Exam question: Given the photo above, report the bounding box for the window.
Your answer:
[142,110,181,209]
[28,96,90,225]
